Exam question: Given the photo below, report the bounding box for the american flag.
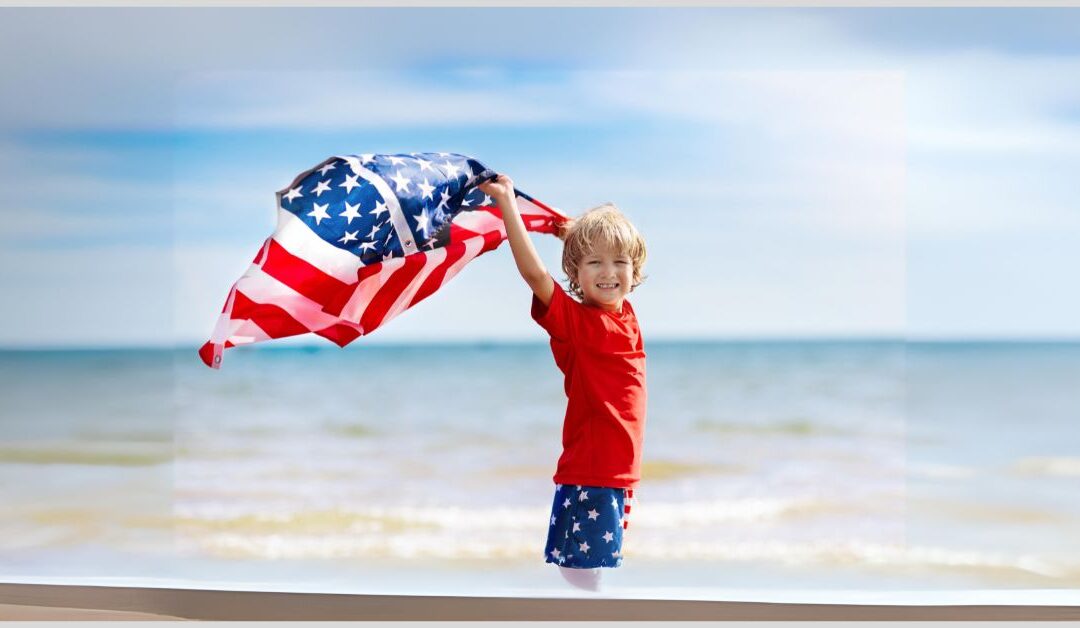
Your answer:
[199,152,568,368]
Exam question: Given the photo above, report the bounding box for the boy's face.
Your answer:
[575,242,634,312]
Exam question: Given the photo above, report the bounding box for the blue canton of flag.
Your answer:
[280,152,498,266]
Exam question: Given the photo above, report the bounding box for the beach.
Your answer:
[1,341,1079,607]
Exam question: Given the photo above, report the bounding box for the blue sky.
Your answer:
[0,8,1078,346]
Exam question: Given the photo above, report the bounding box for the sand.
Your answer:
[2,582,1080,620]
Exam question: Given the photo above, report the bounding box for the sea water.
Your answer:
[0,341,1078,597]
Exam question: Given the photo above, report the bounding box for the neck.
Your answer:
[586,298,623,313]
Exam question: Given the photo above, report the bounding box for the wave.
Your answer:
[909,496,1068,525]
[908,461,978,480]
[0,442,172,466]
[172,496,876,535]
[174,529,1080,586]
[1009,456,1080,478]
[692,419,895,439]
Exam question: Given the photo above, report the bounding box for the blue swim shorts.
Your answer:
[544,483,634,569]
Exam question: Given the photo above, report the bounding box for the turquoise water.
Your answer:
[0,341,1078,593]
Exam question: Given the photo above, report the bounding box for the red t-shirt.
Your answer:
[531,275,647,489]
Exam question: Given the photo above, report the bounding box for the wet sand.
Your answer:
[1,582,1079,620]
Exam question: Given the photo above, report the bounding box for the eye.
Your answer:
[616,260,629,265]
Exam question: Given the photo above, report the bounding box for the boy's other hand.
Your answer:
[478,174,515,201]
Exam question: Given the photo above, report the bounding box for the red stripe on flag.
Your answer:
[479,229,504,253]
[262,239,351,307]
[319,261,384,318]
[448,223,479,243]
[359,253,428,333]
[315,323,362,347]
[232,289,310,340]
[198,341,216,367]
[357,261,383,283]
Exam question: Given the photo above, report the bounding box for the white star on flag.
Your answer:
[308,202,330,225]
[443,161,461,178]
[602,531,614,543]
[416,158,435,173]
[339,174,361,193]
[414,211,430,235]
[370,201,389,219]
[390,170,411,192]
[317,162,336,176]
[579,541,590,554]
[550,548,561,560]
[311,179,331,197]
[572,521,581,532]
[283,186,302,203]
[578,490,589,502]
[563,498,571,508]
[587,509,599,520]
[340,201,362,224]
[339,230,358,245]
[418,178,435,200]
[551,515,557,526]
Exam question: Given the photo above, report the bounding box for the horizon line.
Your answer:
[2,335,1080,352]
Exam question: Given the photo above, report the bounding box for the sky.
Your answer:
[0,8,1078,346]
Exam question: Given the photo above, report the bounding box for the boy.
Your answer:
[478,174,648,592]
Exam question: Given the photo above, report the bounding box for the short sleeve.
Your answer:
[531,274,575,342]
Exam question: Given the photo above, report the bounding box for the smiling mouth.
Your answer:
[596,283,619,289]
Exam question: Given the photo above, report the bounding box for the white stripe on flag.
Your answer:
[339,154,420,257]
[337,255,408,326]
[378,248,447,325]
[274,208,362,284]
[422,233,487,294]
[237,263,345,331]
[223,318,272,346]
[453,209,506,235]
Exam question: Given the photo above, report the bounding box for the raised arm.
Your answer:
[478,174,555,306]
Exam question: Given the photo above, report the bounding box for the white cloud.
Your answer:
[174,71,572,130]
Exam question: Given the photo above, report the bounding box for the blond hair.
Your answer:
[558,203,647,301]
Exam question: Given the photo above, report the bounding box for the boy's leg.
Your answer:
[558,565,602,591]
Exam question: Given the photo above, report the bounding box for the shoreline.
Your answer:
[2,583,1079,621]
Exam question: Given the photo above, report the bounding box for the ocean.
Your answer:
[1,341,1078,597]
